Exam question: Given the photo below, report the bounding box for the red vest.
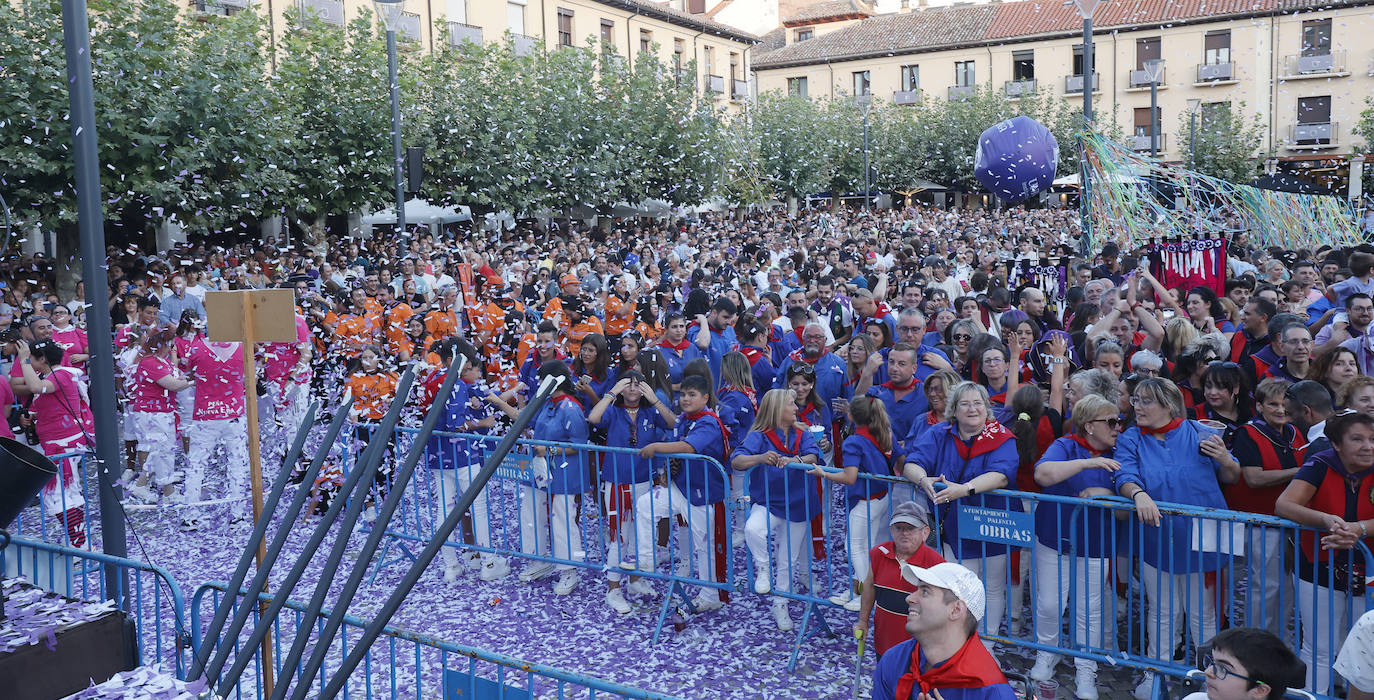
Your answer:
[1224,423,1305,514]
[1297,463,1374,567]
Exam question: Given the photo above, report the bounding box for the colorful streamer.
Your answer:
[1079,130,1362,252]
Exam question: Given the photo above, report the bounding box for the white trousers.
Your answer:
[1242,526,1292,638]
[516,484,584,573]
[184,417,249,513]
[132,411,177,484]
[176,387,195,436]
[267,380,310,459]
[634,481,719,588]
[601,481,651,582]
[435,467,495,568]
[518,484,549,558]
[745,505,810,594]
[1033,541,1108,669]
[39,435,87,516]
[945,546,1009,644]
[1139,562,1219,662]
[847,495,891,584]
[1297,577,1372,695]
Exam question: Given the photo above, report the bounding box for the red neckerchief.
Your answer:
[659,338,690,352]
[763,427,802,455]
[1068,433,1106,456]
[792,327,805,342]
[788,347,822,364]
[1141,417,1184,436]
[926,411,941,426]
[856,426,891,458]
[741,345,766,367]
[721,385,757,409]
[882,377,919,393]
[952,421,1015,460]
[551,394,584,411]
[798,402,822,426]
[894,634,1007,699]
[683,409,731,452]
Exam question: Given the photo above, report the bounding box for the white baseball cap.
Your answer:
[899,562,986,622]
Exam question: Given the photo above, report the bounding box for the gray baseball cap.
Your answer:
[889,500,931,528]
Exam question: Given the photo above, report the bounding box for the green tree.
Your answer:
[1175,101,1267,184]
[747,93,831,205]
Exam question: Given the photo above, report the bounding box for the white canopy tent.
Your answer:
[361,198,472,226]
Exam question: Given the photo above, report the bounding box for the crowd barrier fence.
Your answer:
[191,581,686,699]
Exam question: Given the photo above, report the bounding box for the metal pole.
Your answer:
[863,106,870,212]
[1149,80,1159,159]
[1079,16,1093,257]
[387,28,406,238]
[61,0,129,599]
[1190,111,1197,171]
[315,376,563,700]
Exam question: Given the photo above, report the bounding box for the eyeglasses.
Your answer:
[1089,417,1123,430]
[1284,337,1314,347]
[1201,655,1266,687]
[1129,396,1157,408]
[955,401,984,409]
[791,364,816,376]
[898,325,924,333]
[952,334,972,342]
[1207,360,1241,370]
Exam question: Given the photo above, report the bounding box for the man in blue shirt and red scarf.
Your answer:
[872,562,1016,700]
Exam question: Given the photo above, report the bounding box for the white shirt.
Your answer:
[1336,609,1374,693]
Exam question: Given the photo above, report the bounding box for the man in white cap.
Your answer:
[871,562,1015,700]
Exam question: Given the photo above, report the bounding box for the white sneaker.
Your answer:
[125,482,158,503]
[844,596,862,612]
[605,588,632,614]
[1133,672,1155,700]
[462,551,483,570]
[1030,651,1061,682]
[443,563,465,584]
[691,592,725,612]
[519,562,555,582]
[479,558,511,582]
[829,589,856,606]
[1074,665,1099,700]
[753,565,771,594]
[552,571,580,595]
[625,578,656,598]
[772,601,794,631]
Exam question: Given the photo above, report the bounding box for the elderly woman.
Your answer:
[1029,395,1122,699]
[1276,411,1374,695]
[900,381,1020,643]
[1113,377,1241,699]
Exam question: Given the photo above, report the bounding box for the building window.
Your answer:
[1298,95,1331,124]
[1302,19,1332,56]
[600,19,614,48]
[1012,50,1034,81]
[1204,30,1230,65]
[704,46,715,75]
[639,29,652,55]
[673,38,684,73]
[448,0,466,23]
[954,60,975,88]
[851,70,871,96]
[1072,44,1095,75]
[1136,37,1161,70]
[900,65,919,91]
[556,8,573,48]
[1133,106,1161,136]
[507,2,525,34]
[795,28,813,42]
[788,76,808,98]
[730,52,739,82]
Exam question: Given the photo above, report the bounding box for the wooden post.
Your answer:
[205,289,297,697]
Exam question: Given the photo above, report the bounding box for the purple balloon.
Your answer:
[974,116,1059,204]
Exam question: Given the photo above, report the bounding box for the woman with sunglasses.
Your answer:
[1028,395,1123,699]
[1114,377,1241,699]
[944,319,980,378]
[589,370,677,614]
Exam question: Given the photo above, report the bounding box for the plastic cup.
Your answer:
[1196,419,1226,455]
[1036,679,1059,700]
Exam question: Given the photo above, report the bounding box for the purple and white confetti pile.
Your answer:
[64,667,209,700]
[1,577,117,655]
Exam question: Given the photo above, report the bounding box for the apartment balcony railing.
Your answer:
[447,22,482,47]
[706,74,725,94]
[1004,79,1036,98]
[732,79,748,100]
[511,33,537,56]
[396,12,421,42]
[892,90,921,105]
[1195,62,1234,82]
[299,0,344,25]
[1128,61,1165,88]
[1064,72,1098,94]
[1131,133,1167,152]
[1289,121,1338,148]
[947,84,976,100]
[1282,50,1347,76]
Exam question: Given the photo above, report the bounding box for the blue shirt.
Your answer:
[873,344,953,385]
[871,639,1018,700]
[905,423,1021,559]
[1113,420,1231,573]
[775,352,848,406]
[735,428,824,521]
[867,382,931,452]
[842,432,893,508]
[598,403,668,484]
[1034,437,1118,558]
[696,325,737,387]
[658,343,700,387]
[1330,276,1374,308]
[670,411,729,506]
[717,388,757,440]
[740,345,776,392]
[532,395,590,494]
[159,292,206,325]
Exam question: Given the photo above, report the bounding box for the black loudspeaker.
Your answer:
[405,146,424,194]
[0,438,56,529]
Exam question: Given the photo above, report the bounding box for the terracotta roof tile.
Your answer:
[602,0,761,43]
[755,4,997,67]
[756,26,788,55]
[783,0,876,25]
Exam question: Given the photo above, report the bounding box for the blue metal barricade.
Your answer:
[191,581,685,699]
[10,450,99,551]
[1,535,190,677]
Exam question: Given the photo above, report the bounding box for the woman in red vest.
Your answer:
[1276,410,1374,695]
[1225,378,1304,638]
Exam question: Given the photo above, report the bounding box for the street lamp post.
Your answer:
[1146,60,1165,159]
[1186,98,1202,171]
[1071,0,1101,255]
[375,0,407,238]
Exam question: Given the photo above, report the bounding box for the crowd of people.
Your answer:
[7,202,1374,700]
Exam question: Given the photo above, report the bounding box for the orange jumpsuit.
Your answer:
[345,370,399,420]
